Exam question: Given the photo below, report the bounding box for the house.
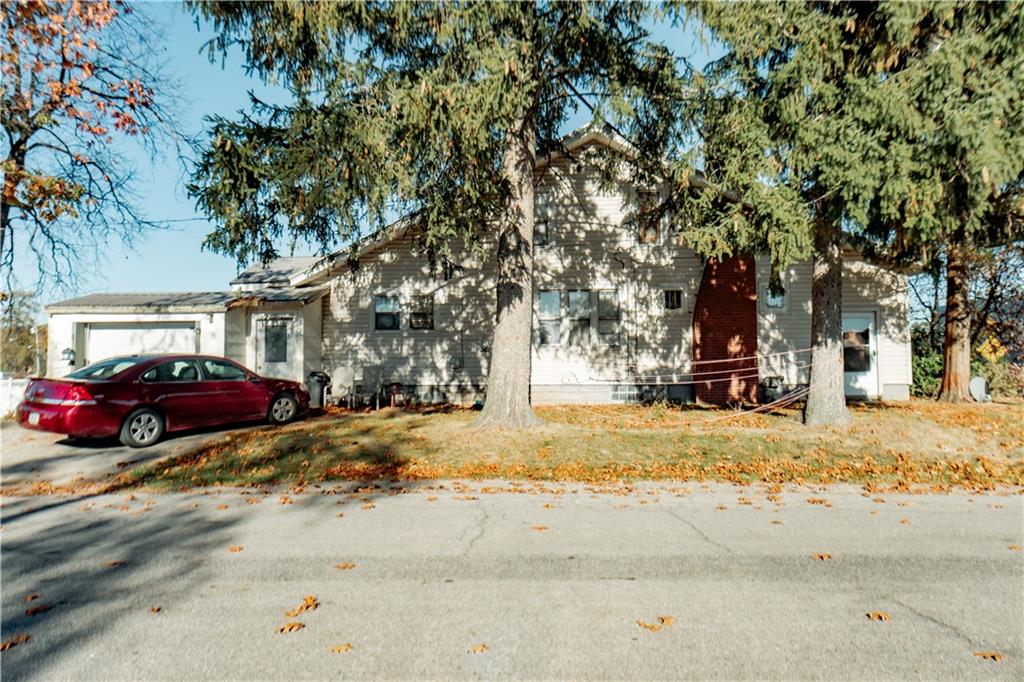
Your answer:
[45,129,912,405]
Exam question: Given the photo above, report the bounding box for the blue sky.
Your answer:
[16,2,711,307]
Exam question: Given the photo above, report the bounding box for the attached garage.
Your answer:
[45,292,237,376]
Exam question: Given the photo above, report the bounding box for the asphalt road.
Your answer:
[1,480,1021,681]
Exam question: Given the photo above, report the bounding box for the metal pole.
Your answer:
[34,324,41,376]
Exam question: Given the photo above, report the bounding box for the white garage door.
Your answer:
[85,323,197,364]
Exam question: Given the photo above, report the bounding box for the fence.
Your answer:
[1,378,29,416]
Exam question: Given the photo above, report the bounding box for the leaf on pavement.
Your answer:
[276,622,304,634]
[279,495,293,505]
[246,498,262,505]
[542,503,555,509]
[973,651,1005,662]
[866,611,891,622]
[228,546,244,553]
[771,520,783,525]
[335,562,356,570]
[285,595,319,617]
[531,525,549,532]
[151,606,161,614]
[637,616,677,633]
[806,498,832,507]
[330,643,353,653]
[23,594,40,602]
[426,496,438,502]
[24,604,52,617]
[361,503,376,510]
[105,560,125,568]
[900,518,912,525]
[0,634,30,651]
[811,553,832,561]
[467,644,488,654]
[1008,545,1021,552]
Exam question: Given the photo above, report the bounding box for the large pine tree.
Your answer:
[187,1,679,427]
[668,1,1023,423]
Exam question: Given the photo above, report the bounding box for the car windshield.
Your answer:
[66,357,142,380]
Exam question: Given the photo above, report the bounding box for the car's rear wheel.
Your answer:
[120,408,164,448]
[268,393,299,425]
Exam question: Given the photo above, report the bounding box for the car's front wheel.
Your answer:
[268,393,299,425]
[120,408,164,448]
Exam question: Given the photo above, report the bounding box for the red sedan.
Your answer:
[17,354,309,447]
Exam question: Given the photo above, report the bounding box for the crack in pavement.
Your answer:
[462,503,489,556]
[891,597,984,647]
[661,507,735,555]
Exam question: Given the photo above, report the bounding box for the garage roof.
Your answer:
[47,288,325,313]
[230,256,320,285]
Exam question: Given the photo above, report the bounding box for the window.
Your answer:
[764,285,787,310]
[567,290,592,345]
[637,190,660,244]
[664,290,682,310]
[67,357,142,380]
[410,294,434,330]
[202,358,247,381]
[535,220,551,247]
[597,290,621,346]
[843,328,872,372]
[141,359,202,383]
[263,322,288,363]
[374,295,400,330]
[538,290,561,346]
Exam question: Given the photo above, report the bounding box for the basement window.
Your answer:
[538,290,561,346]
[664,290,682,310]
[374,295,400,330]
[410,294,434,330]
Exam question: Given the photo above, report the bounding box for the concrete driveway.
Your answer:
[1,481,1022,680]
[0,419,270,491]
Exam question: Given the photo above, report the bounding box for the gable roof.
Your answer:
[288,125,629,287]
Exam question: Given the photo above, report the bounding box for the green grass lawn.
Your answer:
[117,400,1024,492]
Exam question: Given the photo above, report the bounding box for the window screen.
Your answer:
[664,290,682,310]
[538,290,561,346]
[374,295,400,330]
[597,290,620,346]
[264,323,288,363]
[410,294,434,330]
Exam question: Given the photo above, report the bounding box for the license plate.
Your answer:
[27,412,40,426]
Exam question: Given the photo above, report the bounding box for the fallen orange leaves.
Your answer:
[866,611,892,622]
[276,622,304,634]
[0,634,30,651]
[105,560,125,568]
[285,595,319,618]
[810,553,832,561]
[228,546,244,553]
[23,594,40,602]
[973,651,1006,662]
[637,616,677,633]
[335,562,357,570]
[467,644,489,654]
[1009,545,1022,552]
[24,604,52,617]
[330,643,353,654]
[151,606,161,614]
[531,525,549,532]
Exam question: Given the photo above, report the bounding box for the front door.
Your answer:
[255,316,296,380]
[842,312,879,398]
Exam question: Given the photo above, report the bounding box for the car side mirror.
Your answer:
[248,376,262,383]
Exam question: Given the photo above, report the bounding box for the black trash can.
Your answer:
[307,371,332,409]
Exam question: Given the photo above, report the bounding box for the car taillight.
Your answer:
[61,385,97,406]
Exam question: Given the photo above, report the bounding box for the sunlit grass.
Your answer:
[120,399,1024,491]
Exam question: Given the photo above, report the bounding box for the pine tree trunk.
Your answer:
[474,116,542,428]
[937,245,972,402]
[803,219,852,426]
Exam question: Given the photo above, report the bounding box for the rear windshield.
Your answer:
[66,357,142,380]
